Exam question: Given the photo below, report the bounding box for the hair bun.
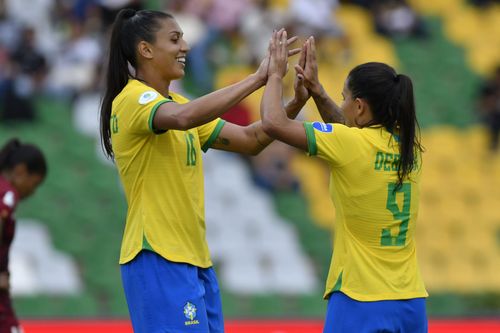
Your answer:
[120,8,137,20]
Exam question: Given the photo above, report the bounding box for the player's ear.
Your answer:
[137,41,154,60]
[354,97,365,117]
[355,98,374,126]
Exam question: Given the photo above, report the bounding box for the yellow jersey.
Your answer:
[111,79,225,267]
[304,121,428,301]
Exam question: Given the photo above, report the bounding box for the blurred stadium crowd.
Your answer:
[0,0,499,320]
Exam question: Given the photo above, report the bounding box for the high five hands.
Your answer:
[255,29,300,86]
[267,29,323,103]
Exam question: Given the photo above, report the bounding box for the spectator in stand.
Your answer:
[477,66,500,152]
[181,0,251,96]
[372,0,428,39]
[240,0,289,65]
[469,0,500,8]
[289,0,350,61]
[1,26,47,122]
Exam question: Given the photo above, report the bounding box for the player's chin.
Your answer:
[171,69,185,80]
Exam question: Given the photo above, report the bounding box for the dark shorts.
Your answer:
[121,250,224,333]
[0,291,21,333]
[323,292,428,333]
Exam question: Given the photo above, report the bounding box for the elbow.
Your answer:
[247,143,264,156]
[174,112,196,130]
[261,120,273,136]
[262,119,280,139]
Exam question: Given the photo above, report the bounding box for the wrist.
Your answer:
[249,73,266,88]
[290,96,307,108]
[268,73,284,81]
[311,85,326,99]
[285,98,306,119]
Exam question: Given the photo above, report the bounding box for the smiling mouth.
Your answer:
[176,57,186,66]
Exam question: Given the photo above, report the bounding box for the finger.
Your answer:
[306,37,313,68]
[294,64,305,76]
[281,30,288,58]
[287,47,301,57]
[298,43,306,69]
[275,29,282,50]
[270,31,278,55]
[297,74,304,81]
[310,36,317,64]
[286,35,298,46]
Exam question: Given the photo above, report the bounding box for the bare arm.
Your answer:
[209,31,307,155]
[311,85,345,124]
[295,37,345,124]
[210,97,307,155]
[154,74,264,131]
[153,35,300,132]
[260,31,308,152]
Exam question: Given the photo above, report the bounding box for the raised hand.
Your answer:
[293,42,310,104]
[268,29,289,79]
[255,29,300,85]
[295,37,323,97]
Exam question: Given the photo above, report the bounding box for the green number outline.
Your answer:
[185,132,197,166]
[111,115,119,134]
[381,183,411,246]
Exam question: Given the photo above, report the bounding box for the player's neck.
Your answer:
[135,69,171,98]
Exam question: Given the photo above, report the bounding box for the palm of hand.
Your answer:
[294,77,309,102]
[256,56,270,82]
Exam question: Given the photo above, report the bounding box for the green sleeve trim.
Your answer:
[201,119,226,152]
[303,122,318,156]
[148,99,173,134]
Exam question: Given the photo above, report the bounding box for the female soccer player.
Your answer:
[0,138,47,333]
[261,30,428,332]
[99,9,304,333]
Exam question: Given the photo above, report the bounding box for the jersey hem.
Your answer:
[201,119,226,152]
[324,288,429,301]
[303,122,317,155]
[119,248,213,269]
[148,99,173,134]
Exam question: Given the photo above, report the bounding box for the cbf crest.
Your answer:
[183,302,200,326]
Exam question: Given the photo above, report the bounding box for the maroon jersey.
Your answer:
[0,176,20,332]
[0,176,18,274]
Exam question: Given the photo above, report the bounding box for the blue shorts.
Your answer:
[323,292,428,333]
[121,250,224,333]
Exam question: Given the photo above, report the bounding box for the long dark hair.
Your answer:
[347,62,423,189]
[0,138,47,176]
[99,9,173,159]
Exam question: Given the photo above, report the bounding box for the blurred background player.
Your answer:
[99,9,303,333]
[0,138,47,333]
[261,30,427,332]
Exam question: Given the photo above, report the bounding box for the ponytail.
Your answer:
[99,9,174,159]
[393,74,422,190]
[0,138,47,176]
[347,62,423,190]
